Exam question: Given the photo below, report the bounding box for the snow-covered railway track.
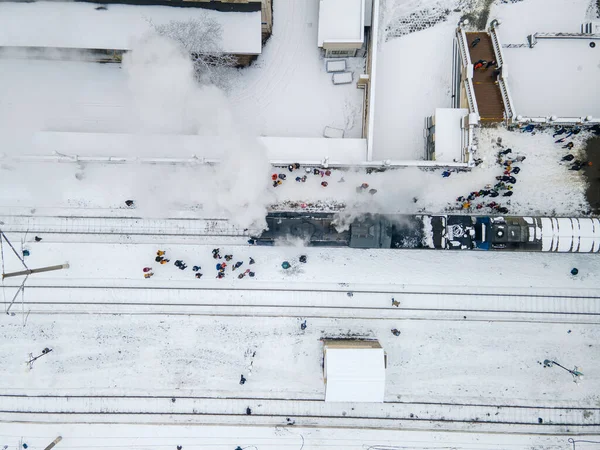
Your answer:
[0,394,597,433]
[9,286,600,323]
[0,215,253,238]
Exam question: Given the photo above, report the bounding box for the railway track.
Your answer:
[4,285,600,323]
[0,394,597,433]
[0,215,255,238]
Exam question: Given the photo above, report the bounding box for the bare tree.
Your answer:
[150,18,238,89]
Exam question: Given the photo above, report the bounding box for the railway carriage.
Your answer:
[255,213,600,253]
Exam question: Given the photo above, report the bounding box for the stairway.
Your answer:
[466,32,505,123]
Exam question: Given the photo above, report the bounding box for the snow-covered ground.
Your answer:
[0,423,592,450]
[7,311,597,405]
[0,125,591,221]
[1,238,599,433]
[228,0,365,138]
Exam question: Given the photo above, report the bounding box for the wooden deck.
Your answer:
[466,32,504,123]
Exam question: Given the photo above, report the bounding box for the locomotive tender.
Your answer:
[255,212,600,253]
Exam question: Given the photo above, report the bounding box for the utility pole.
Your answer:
[2,264,69,280]
[1,230,69,318]
[544,359,583,378]
[43,436,62,450]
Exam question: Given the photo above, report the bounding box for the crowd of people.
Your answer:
[213,248,256,279]
[553,127,592,171]
[452,147,525,214]
[271,163,333,188]
[143,249,256,280]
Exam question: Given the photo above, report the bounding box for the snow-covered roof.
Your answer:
[318,0,365,47]
[0,1,262,54]
[325,347,385,402]
[504,39,600,118]
[20,132,368,165]
[433,108,468,163]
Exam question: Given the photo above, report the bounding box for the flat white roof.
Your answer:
[0,1,262,54]
[17,132,368,165]
[434,108,468,163]
[318,0,365,47]
[504,39,600,118]
[325,348,385,402]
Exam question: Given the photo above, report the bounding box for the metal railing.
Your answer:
[489,26,516,122]
[464,78,479,117]
[456,27,471,66]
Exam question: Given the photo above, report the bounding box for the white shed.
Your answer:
[323,339,386,403]
[317,0,365,57]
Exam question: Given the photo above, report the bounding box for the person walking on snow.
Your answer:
[249,257,255,265]
[157,250,165,257]
[521,124,535,132]
[224,254,233,261]
[160,258,169,265]
[143,267,152,273]
[282,261,291,270]
[570,161,592,171]
[485,60,496,68]
[391,328,401,336]
[195,273,203,279]
[442,170,451,177]
[562,142,574,149]
[561,154,575,162]
[144,272,154,279]
[233,261,243,271]
[192,265,201,272]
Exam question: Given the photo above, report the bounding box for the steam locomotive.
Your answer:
[254,212,600,253]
